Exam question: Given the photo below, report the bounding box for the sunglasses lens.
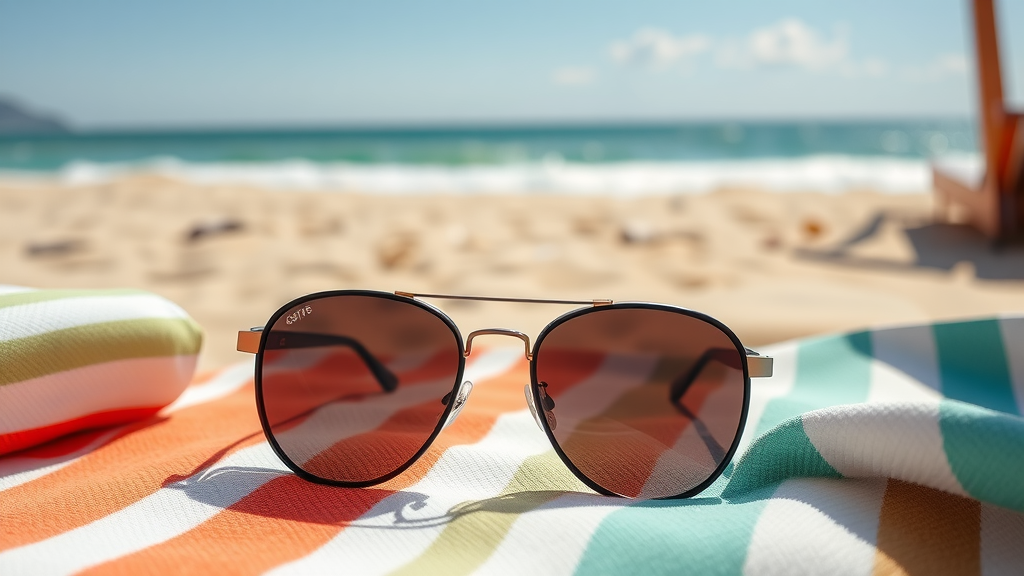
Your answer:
[534,306,747,498]
[258,294,462,484]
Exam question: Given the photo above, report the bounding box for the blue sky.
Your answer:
[1,0,1022,128]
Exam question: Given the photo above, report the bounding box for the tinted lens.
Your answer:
[258,293,462,484]
[533,306,746,498]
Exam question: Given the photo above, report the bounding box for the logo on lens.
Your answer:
[285,305,314,325]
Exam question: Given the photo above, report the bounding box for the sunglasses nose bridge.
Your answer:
[464,328,533,361]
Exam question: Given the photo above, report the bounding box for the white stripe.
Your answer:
[0,429,122,491]
[269,411,551,576]
[997,315,1024,416]
[0,348,521,573]
[267,348,530,576]
[543,353,659,438]
[870,324,942,395]
[0,363,249,493]
[801,401,968,497]
[866,360,943,404]
[265,346,523,464]
[0,294,191,342]
[641,376,741,497]
[0,285,35,296]
[0,441,289,575]
[981,503,1024,576]
[743,477,887,576]
[0,355,197,435]
[463,346,524,384]
[736,341,798,457]
[275,374,468,464]
[160,360,254,415]
[473,493,619,576]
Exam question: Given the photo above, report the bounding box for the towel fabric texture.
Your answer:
[1,312,1023,574]
[0,287,202,456]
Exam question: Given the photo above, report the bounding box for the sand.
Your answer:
[2,175,1023,372]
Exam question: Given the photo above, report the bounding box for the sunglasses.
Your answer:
[237,290,773,499]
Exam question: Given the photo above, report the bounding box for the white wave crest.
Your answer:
[1,154,983,195]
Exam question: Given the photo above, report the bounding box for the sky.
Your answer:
[1,0,1023,129]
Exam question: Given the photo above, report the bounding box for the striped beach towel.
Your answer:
[1,316,1023,574]
[0,287,202,456]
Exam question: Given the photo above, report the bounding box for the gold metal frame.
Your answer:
[236,290,773,377]
[465,328,534,360]
[394,291,613,306]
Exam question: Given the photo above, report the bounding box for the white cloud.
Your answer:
[608,28,711,68]
[605,20,890,78]
[717,19,849,70]
[551,67,597,86]
[749,19,848,69]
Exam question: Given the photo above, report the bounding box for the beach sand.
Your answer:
[2,175,1023,372]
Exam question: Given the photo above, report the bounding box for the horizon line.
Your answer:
[2,114,978,139]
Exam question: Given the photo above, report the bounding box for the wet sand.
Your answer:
[2,175,1023,371]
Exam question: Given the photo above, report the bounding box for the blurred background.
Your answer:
[2,0,1023,370]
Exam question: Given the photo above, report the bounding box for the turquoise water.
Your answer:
[0,120,976,171]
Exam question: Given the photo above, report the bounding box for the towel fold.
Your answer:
[0,286,202,456]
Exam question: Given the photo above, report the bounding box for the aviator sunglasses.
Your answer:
[237,290,773,499]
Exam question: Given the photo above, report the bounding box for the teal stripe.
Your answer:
[572,486,776,576]
[753,331,874,438]
[939,399,1024,512]
[934,319,1018,415]
[575,332,875,575]
[721,418,841,498]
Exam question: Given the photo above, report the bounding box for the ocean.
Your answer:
[0,120,979,194]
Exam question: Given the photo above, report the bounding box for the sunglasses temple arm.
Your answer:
[669,347,774,405]
[673,403,728,464]
[239,329,399,392]
[668,347,772,462]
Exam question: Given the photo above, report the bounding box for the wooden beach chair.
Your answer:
[933,0,1024,242]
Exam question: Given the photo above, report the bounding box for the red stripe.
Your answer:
[0,407,162,457]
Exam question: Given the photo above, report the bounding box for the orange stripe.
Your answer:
[873,479,981,576]
[262,348,457,433]
[84,357,529,576]
[0,406,162,457]
[301,398,454,482]
[0,385,260,552]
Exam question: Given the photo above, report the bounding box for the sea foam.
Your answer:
[1,154,981,195]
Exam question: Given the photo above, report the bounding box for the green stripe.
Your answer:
[388,450,588,576]
[0,288,150,310]
[939,399,1024,512]
[0,317,203,386]
[576,332,875,575]
[721,418,841,498]
[725,332,871,497]
[934,319,1018,415]
[753,332,874,439]
[573,486,776,576]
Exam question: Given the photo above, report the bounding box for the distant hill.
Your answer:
[0,97,70,135]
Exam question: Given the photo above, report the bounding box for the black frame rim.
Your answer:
[529,301,751,499]
[254,289,466,488]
